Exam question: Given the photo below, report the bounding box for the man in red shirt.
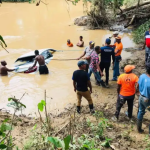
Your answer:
[112,65,138,121]
[143,26,150,62]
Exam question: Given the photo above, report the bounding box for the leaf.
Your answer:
[64,135,71,150]
[0,131,3,136]
[38,100,46,112]
[101,141,110,148]
[38,103,44,112]
[8,98,12,101]
[0,144,7,149]
[47,137,64,149]
[41,100,46,106]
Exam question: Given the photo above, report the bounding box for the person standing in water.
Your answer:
[77,41,95,72]
[72,60,95,114]
[67,39,73,47]
[0,61,18,76]
[29,50,49,75]
[76,36,84,47]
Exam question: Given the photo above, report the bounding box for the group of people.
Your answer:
[1,28,150,135]
[72,28,150,135]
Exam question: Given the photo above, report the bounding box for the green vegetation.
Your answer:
[132,19,150,44]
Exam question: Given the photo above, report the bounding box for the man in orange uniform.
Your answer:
[112,65,139,121]
[112,36,123,81]
[67,39,73,47]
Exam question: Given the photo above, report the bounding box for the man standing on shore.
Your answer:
[72,61,95,114]
[100,38,115,87]
[88,46,105,87]
[112,65,138,121]
[143,26,150,62]
[112,36,123,81]
[137,63,150,134]
[77,41,95,72]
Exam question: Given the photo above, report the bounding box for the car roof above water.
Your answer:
[18,48,52,59]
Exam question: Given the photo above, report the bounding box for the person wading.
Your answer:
[111,36,123,81]
[77,41,95,72]
[143,25,150,62]
[67,39,73,47]
[112,65,138,121]
[0,61,18,76]
[29,50,49,75]
[88,46,105,87]
[100,38,115,88]
[76,36,84,47]
[137,63,150,134]
[72,61,95,114]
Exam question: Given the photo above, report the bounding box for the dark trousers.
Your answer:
[86,64,89,73]
[115,96,134,119]
[100,62,110,84]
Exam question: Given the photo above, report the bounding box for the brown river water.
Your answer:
[0,1,134,115]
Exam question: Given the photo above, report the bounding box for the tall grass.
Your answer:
[132,20,150,44]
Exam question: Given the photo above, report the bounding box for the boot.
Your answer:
[100,80,106,88]
[89,104,95,114]
[137,119,144,133]
[77,106,81,114]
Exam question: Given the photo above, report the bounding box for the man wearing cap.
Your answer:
[113,31,119,44]
[72,60,94,114]
[77,41,95,72]
[143,26,150,62]
[112,65,138,121]
[112,36,123,81]
[100,38,115,87]
[137,63,150,134]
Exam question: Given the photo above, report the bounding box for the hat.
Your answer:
[78,61,87,67]
[89,41,95,45]
[113,31,119,35]
[124,65,135,73]
[106,38,111,44]
[115,36,122,40]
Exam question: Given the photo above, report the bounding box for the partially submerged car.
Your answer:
[14,48,56,73]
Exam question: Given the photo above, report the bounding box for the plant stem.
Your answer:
[44,90,50,136]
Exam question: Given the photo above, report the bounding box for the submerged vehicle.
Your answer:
[14,48,56,73]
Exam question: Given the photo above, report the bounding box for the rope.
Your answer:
[51,59,77,61]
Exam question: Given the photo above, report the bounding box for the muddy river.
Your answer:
[0,1,135,115]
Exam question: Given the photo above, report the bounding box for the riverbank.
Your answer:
[1,49,149,149]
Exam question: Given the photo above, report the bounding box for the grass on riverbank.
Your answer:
[132,19,150,45]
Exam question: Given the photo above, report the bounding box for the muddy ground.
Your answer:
[0,49,150,149]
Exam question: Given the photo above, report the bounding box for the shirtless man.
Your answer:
[29,50,49,74]
[0,61,16,76]
[76,36,84,47]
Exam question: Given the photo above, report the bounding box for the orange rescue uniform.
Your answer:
[117,73,139,96]
[114,42,123,56]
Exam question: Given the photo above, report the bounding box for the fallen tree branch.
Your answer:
[122,1,150,12]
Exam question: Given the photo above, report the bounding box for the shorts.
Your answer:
[39,65,49,74]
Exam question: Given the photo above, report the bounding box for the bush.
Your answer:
[132,19,150,44]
